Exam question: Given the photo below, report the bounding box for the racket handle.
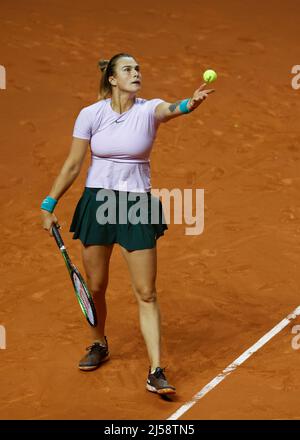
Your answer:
[52,224,65,249]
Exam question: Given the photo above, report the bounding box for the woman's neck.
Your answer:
[110,93,136,114]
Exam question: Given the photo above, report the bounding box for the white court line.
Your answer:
[167,305,300,420]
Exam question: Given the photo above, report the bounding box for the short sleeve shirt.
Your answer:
[72,97,164,192]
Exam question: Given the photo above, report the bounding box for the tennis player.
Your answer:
[41,53,214,395]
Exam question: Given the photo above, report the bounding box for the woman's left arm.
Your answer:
[155,83,215,123]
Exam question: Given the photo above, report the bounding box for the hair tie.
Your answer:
[98,59,110,72]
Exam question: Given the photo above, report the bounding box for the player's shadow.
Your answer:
[160,394,179,402]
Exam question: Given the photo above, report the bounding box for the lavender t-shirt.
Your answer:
[73,97,164,192]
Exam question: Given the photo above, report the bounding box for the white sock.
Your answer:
[151,367,159,374]
[94,340,106,346]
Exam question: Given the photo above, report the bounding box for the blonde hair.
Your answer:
[98,53,136,100]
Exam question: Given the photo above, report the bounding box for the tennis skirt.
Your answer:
[69,187,168,250]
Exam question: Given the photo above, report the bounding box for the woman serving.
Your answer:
[41,52,214,395]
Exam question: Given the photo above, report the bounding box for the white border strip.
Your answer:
[167,305,300,420]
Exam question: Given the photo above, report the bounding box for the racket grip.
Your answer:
[52,224,65,248]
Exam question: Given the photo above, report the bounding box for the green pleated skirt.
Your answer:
[69,187,168,250]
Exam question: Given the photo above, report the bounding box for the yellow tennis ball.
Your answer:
[203,69,217,83]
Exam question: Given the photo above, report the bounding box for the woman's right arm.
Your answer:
[41,137,90,236]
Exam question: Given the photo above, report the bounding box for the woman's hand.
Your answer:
[41,210,60,237]
[188,83,215,112]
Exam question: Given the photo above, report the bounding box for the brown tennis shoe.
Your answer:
[146,367,176,395]
[78,337,110,371]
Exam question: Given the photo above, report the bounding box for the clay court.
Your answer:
[1,0,300,420]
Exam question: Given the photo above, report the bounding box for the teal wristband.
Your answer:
[179,98,191,114]
[41,196,57,213]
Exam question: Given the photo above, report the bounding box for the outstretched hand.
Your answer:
[188,83,215,111]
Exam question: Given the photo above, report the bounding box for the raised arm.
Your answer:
[154,83,215,123]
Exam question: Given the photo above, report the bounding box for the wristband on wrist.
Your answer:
[41,196,57,213]
[179,98,191,114]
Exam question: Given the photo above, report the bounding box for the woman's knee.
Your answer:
[81,244,113,295]
[86,275,108,295]
[135,286,157,303]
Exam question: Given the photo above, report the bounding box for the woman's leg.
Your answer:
[81,243,114,344]
[120,245,161,371]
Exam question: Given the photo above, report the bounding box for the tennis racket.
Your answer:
[51,224,97,327]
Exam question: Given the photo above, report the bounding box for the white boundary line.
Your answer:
[167,305,300,420]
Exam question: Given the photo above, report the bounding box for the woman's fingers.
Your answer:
[42,210,55,236]
[195,89,215,100]
[49,217,61,236]
[195,83,214,93]
[49,221,58,237]
[54,214,61,230]
[41,213,60,237]
[199,82,207,90]
[196,93,208,101]
[189,86,215,109]
[192,88,215,101]
[197,89,215,97]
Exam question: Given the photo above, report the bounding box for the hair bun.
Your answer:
[98,59,110,72]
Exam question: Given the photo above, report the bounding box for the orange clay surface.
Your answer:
[0,0,300,420]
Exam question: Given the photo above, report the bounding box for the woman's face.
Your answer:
[109,57,142,93]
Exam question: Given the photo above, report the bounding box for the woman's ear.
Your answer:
[109,76,117,86]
